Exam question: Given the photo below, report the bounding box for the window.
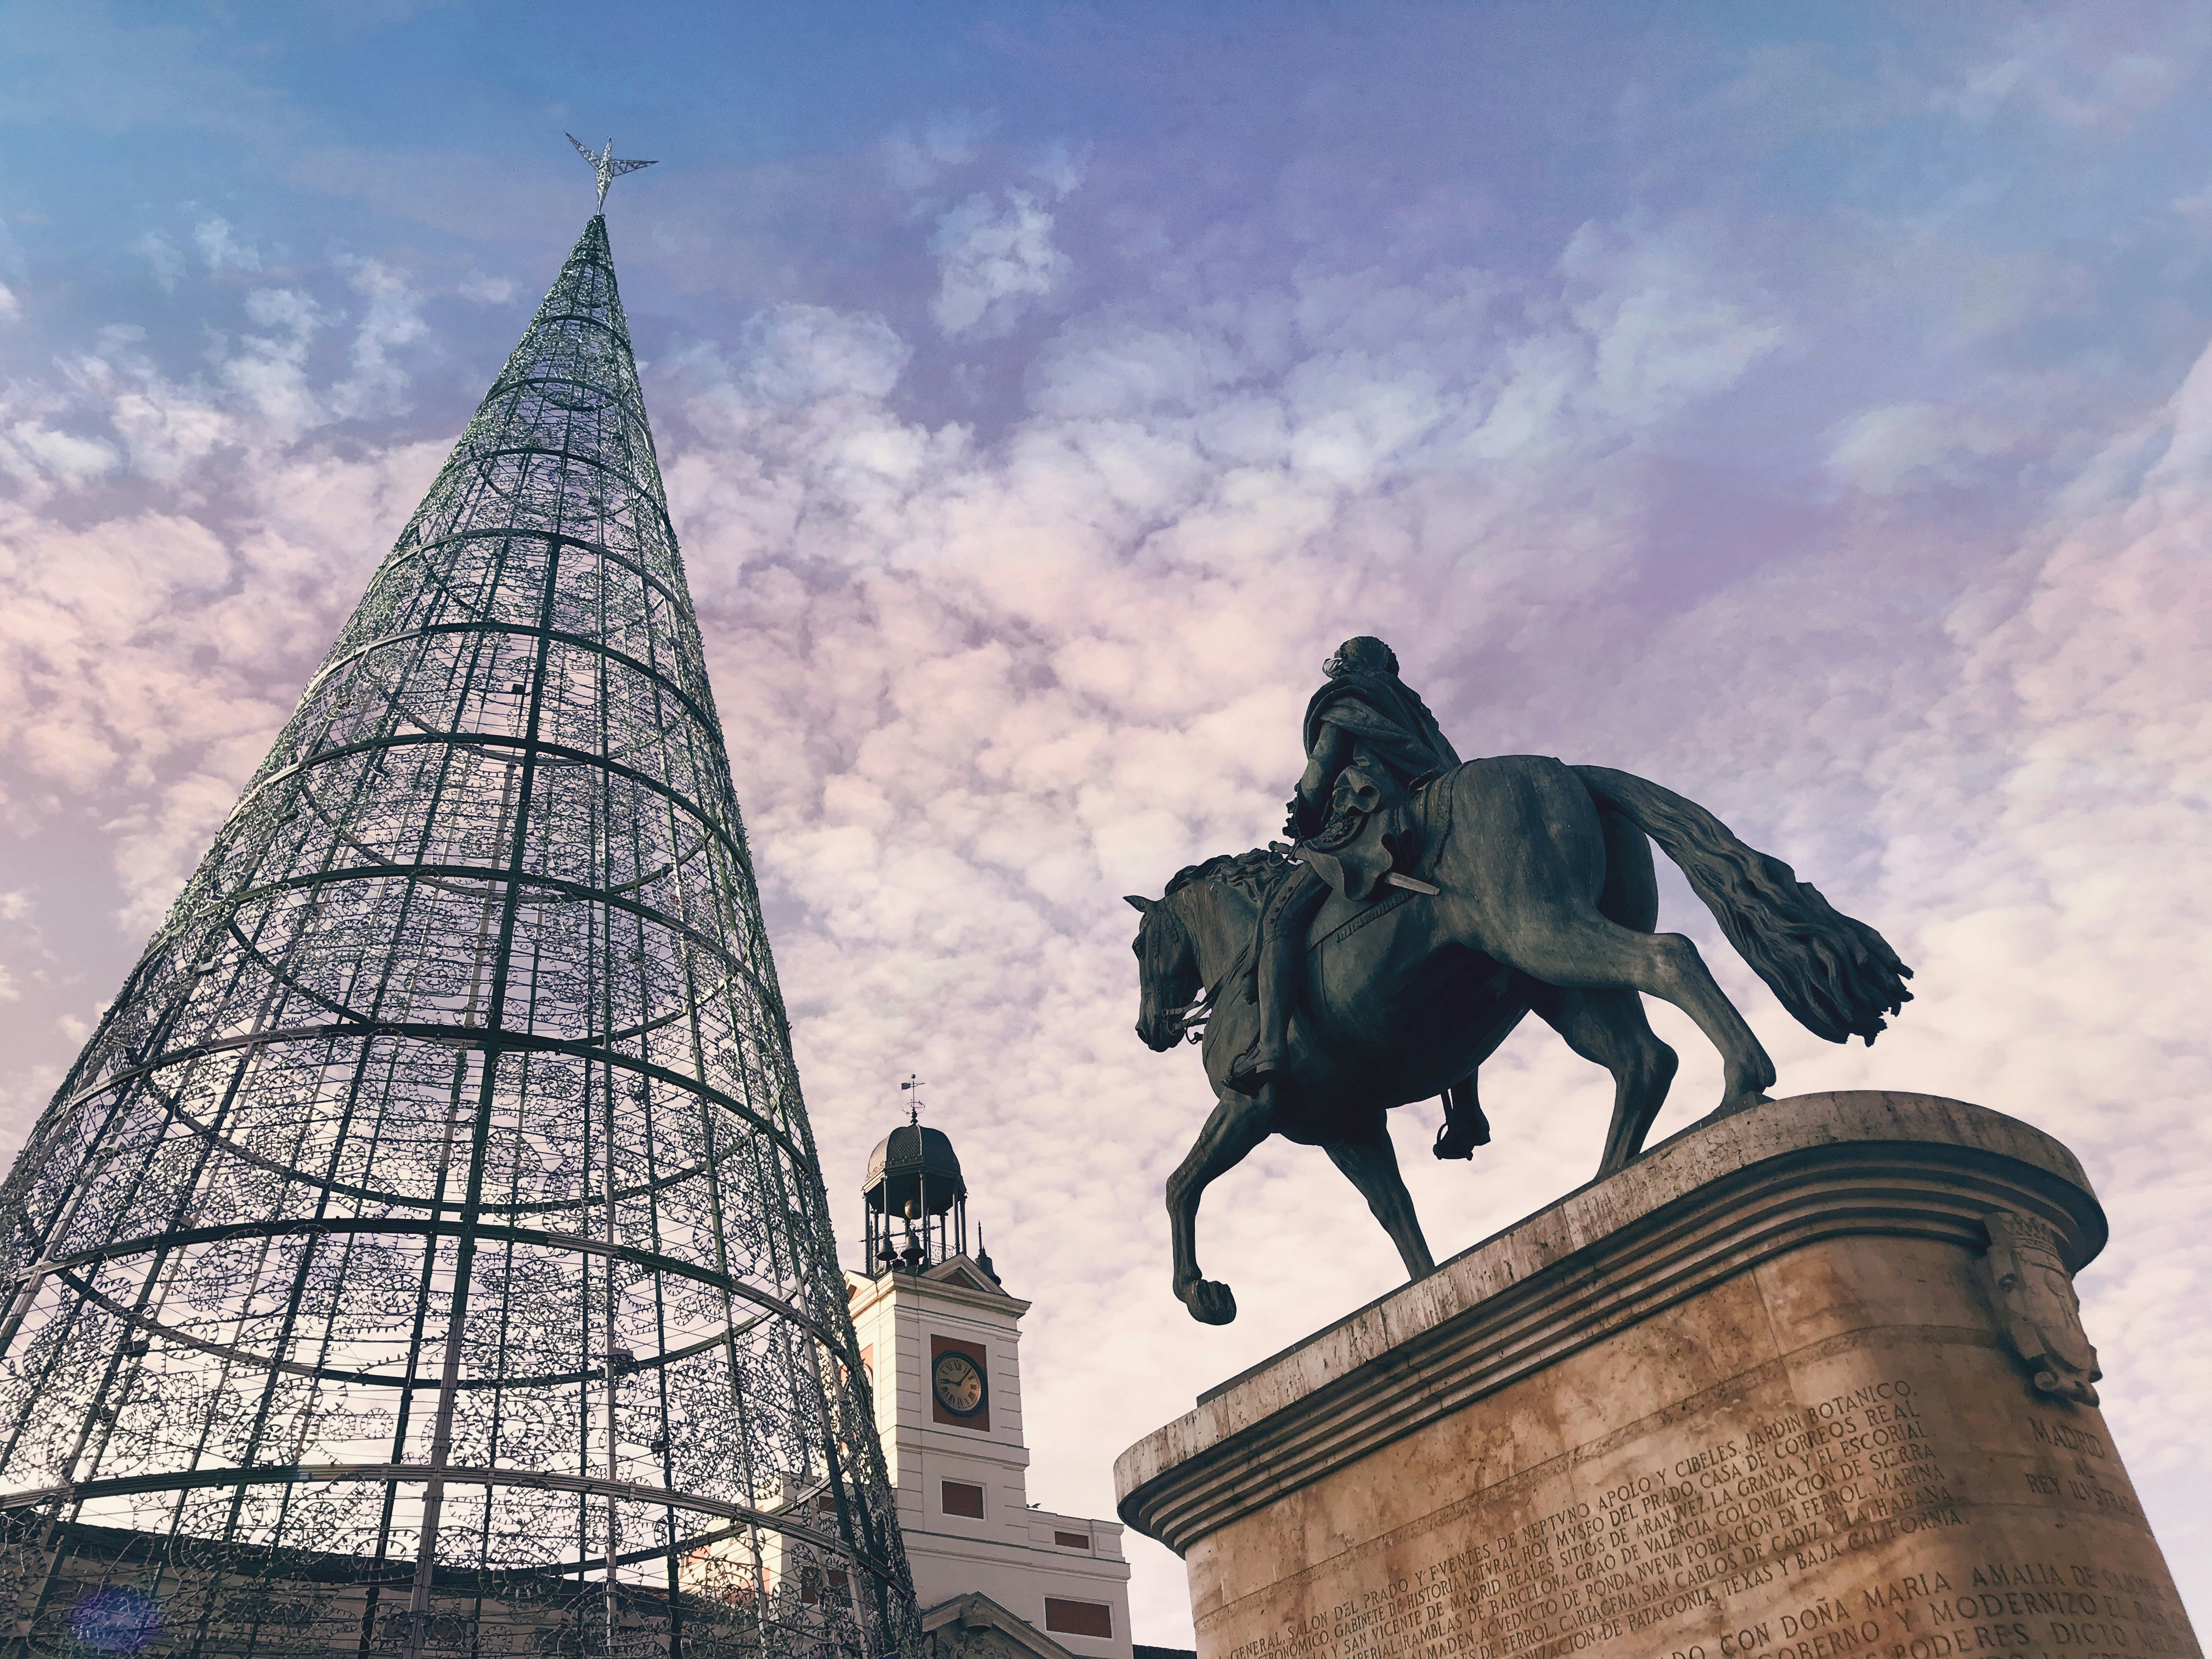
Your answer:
[1054,1531,1089,1550]
[941,1480,985,1519]
[1045,1600,1113,1639]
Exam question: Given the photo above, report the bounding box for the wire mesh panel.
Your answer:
[0,214,916,1659]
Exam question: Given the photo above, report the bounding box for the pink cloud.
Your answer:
[1,191,2209,1637]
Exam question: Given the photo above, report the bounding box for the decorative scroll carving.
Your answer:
[1980,1210,2102,1406]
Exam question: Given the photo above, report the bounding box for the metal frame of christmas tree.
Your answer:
[0,155,916,1659]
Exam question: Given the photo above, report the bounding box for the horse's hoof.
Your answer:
[1178,1279,1238,1325]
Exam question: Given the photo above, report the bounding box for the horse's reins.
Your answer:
[1143,899,1231,1045]
[1147,792,1453,1047]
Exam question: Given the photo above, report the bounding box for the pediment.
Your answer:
[923,1255,1005,1295]
[921,1592,1077,1659]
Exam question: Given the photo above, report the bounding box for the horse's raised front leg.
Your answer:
[1531,985,1679,1178]
[1166,1090,1276,1324]
[1323,1117,1436,1284]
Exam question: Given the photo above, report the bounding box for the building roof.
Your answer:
[865,1122,967,1216]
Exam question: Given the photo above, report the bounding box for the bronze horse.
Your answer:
[1126,757,1912,1324]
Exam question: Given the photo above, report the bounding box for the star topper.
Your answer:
[566,133,657,212]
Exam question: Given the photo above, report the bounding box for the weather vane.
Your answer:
[901,1074,924,1130]
[567,133,657,212]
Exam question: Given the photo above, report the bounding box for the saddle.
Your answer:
[1296,762,1451,904]
[1210,770,1454,1035]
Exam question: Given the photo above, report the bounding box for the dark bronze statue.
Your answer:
[1127,639,1913,1324]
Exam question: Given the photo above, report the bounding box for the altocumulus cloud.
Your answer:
[641,207,2212,1629]
[2,186,2210,1647]
[930,186,1074,340]
[666,239,2207,1652]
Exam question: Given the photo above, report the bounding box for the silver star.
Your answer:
[566,133,657,212]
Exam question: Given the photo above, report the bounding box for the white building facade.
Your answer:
[849,1125,1132,1659]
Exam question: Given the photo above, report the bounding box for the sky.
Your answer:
[2,0,2210,1640]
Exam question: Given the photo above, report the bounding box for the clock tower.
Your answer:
[847,1116,1133,1659]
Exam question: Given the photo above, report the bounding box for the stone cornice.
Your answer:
[1111,1091,2102,1557]
[848,1265,1034,1321]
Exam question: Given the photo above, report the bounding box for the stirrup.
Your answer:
[1432,1112,1489,1159]
[1226,1043,1285,1097]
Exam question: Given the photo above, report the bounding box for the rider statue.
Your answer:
[1131,640,1914,1323]
[1230,636,1489,1155]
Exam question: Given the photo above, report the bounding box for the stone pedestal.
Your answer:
[1115,1092,2199,1659]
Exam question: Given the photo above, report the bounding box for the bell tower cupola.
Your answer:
[864,1076,972,1277]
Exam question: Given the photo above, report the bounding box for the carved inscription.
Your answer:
[2019,1418,2143,1522]
[1216,1379,2192,1659]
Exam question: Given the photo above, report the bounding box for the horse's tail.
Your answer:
[1572,765,1913,1045]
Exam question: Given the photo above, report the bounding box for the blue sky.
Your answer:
[3,1,2210,1641]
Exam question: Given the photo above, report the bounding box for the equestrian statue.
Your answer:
[1125,637,1913,1325]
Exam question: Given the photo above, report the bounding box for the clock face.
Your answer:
[932,1351,986,1417]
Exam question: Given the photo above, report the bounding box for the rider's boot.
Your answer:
[1227,866,1328,1099]
[1432,1076,1491,1159]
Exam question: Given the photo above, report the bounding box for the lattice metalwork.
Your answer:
[0,211,917,1659]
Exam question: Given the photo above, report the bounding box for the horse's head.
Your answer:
[1126,892,1201,1053]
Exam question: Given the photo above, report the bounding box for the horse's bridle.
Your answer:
[1139,899,1214,1045]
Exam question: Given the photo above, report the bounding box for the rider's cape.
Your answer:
[1297,671,1461,902]
[1300,670,1462,789]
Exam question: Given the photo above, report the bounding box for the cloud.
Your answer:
[1826,400,2019,493]
[930,189,1071,340]
[884,111,998,194]
[1030,142,1087,200]
[0,283,19,324]
[0,421,120,491]
[458,270,517,305]
[645,193,2212,1635]
[162,257,434,443]
[1842,338,2212,1493]
[1559,218,1787,427]
[712,303,912,408]
[330,257,427,419]
[1027,319,1244,421]
[0,422,438,921]
[7,22,2212,1631]
[0,252,448,930]
[75,331,236,483]
[221,286,326,436]
[1938,13,2206,133]
[135,231,184,292]
[194,213,263,273]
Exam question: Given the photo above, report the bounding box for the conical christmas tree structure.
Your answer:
[0,207,916,1659]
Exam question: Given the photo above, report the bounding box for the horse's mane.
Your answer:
[1161,846,1285,899]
